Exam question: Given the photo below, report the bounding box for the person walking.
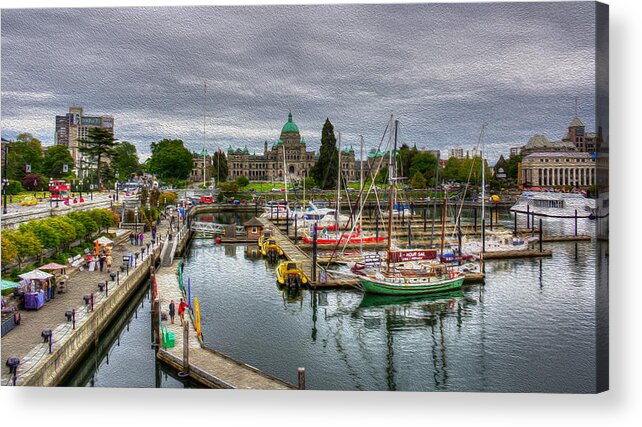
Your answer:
[139,232,144,246]
[99,253,106,272]
[178,298,188,325]
[106,254,113,273]
[169,300,176,324]
[130,232,135,245]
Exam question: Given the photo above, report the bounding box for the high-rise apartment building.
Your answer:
[55,107,114,173]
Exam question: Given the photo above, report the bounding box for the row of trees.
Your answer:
[3,131,141,193]
[1,208,118,269]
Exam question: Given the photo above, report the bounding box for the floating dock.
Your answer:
[154,265,296,390]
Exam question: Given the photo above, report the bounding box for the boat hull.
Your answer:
[358,275,464,296]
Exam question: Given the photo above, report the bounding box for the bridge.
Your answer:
[189,221,246,236]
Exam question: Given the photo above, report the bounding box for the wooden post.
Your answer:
[526,204,530,228]
[489,206,493,231]
[531,212,535,234]
[294,214,298,241]
[407,220,411,247]
[311,223,318,283]
[574,209,578,236]
[423,207,427,232]
[539,218,543,253]
[375,213,380,253]
[152,299,159,348]
[401,204,405,226]
[298,367,306,390]
[178,320,190,377]
[514,212,517,236]
[105,280,108,297]
[473,206,478,232]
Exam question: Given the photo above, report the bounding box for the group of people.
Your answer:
[88,249,113,273]
[168,298,189,325]
[129,231,145,246]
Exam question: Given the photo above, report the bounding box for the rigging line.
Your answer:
[454,124,487,233]
[321,117,393,268]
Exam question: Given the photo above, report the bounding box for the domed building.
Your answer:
[227,112,357,183]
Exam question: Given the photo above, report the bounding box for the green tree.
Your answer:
[43,145,74,179]
[218,181,239,195]
[507,154,522,180]
[235,176,250,187]
[68,211,98,237]
[1,234,18,266]
[410,171,427,189]
[409,152,438,183]
[149,139,193,180]
[111,141,140,178]
[7,135,44,181]
[48,217,76,248]
[78,127,118,188]
[398,144,420,179]
[310,118,339,189]
[5,229,42,267]
[19,220,60,251]
[211,151,228,183]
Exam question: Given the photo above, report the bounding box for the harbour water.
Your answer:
[66,212,601,392]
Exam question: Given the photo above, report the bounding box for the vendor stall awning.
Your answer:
[1,279,21,291]
[95,236,114,245]
[39,262,68,271]
[18,269,54,281]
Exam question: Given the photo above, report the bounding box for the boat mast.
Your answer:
[480,124,487,251]
[282,144,288,205]
[359,134,364,254]
[203,81,207,188]
[440,195,447,257]
[386,117,398,269]
[336,131,341,227]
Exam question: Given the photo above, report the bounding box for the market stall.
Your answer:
[94,236,114,255]
[18,269,53,310]
[39,262,68,295]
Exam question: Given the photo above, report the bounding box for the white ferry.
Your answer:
[510,190,596,218]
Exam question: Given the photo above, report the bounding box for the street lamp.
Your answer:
[134,210,139,236]
[115,171,120,202]
[3,143,9,214]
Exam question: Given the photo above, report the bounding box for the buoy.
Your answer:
[491,195,500,202]
[215,236,222,244]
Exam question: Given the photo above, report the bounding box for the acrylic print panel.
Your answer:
[0,1,608,393]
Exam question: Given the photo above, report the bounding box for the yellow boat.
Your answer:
[261,238,284,258]
[258,229,273,248]
[275,261,308,287]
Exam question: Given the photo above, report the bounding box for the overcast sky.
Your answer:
[1,2,596,163]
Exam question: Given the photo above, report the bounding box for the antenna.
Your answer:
[574,96,578,117]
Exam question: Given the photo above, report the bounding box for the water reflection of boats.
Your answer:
[276,282,304,305]
[275,261,308,287]
[359,289,464,309]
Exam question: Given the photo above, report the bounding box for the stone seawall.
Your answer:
[18,250,158,386]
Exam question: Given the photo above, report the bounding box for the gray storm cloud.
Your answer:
[1,2,596,163]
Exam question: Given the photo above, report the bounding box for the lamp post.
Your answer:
[3,143,8,214]
[134,210,139,236]
[115,171,119,202]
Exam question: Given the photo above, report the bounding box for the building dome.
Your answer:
[281,112,300,134]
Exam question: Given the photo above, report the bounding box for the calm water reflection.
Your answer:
[181,214,598,392]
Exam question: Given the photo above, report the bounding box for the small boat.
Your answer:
[275,261,308,287]
[510,190,596,218]
[258,228,273,248]
[261,238,284,258]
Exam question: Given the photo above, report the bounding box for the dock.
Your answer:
[154,264,296,390]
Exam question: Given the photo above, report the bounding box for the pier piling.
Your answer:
[178,321,190,377]
[298,367,306,390]
[539,218,543,253]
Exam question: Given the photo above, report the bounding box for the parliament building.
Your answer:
[227,112,357,182]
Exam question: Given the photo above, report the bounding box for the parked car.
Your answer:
[271,188,281,192]
[21,197,38,206]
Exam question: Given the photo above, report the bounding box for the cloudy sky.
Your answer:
[1,1,596,163]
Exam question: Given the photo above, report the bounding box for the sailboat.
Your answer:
[351,117,465,296]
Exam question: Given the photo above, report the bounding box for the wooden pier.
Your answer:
[154,265,297,390]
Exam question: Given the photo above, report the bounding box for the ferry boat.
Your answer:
[510,190,596,218]
[275,261,308,287]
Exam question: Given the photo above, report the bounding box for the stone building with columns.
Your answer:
[227,112,357,182]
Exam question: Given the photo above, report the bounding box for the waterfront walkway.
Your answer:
[0,216,177,386]
[154,263,296,390]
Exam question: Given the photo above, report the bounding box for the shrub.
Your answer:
[68,211,98,236]
[5,229,42,267]
[20,220,60,250]
[235,176,250,187]
[5,180,23,195]
[1,234,18,265]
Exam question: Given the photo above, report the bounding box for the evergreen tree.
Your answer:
[410,171,427,189]
[78,127,118,188]
[310,118,338,189]
[149,139,193,180]
[111,141,141,179]
[43,145,74,179]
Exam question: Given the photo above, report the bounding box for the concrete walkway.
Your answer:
[0,214,180,380]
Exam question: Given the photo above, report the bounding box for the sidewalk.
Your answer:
[0,215,179,369]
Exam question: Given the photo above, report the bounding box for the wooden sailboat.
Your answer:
[352,117,465,296]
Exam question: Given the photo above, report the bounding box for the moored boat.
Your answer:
[275,261,308,286]
[261,238,284,258]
